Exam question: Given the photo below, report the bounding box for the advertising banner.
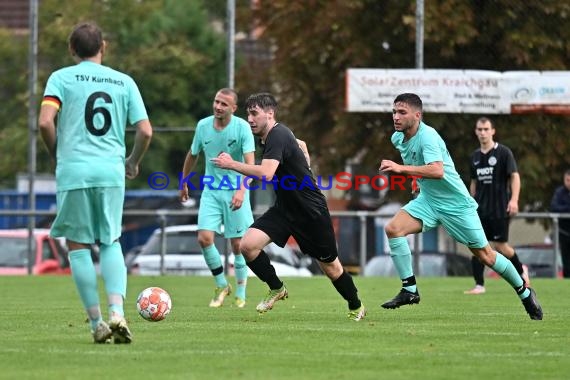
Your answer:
[346,69,570,114]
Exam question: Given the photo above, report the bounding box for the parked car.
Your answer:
[515,244,562,278]
[126,225,313,277]
[0,229,70,275]
[488,244,562,279]
[363,251,472,277]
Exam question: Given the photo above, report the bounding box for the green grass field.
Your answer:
[1,275,569,380]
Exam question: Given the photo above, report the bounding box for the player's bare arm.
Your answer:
[126,119,152,180]
[212,152,279,179]
[296,139,311,166]
[178,152,199,203]
[231,151,255,210]
[469,179,477,197]
[380,160,443,179]
[38,103,58,160]
[507,172,521,215]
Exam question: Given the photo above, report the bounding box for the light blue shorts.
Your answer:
[197,190,253,238]
[50,187,124,245]
[403,196,488,249]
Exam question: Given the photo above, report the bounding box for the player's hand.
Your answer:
[230,190,245,211]
[125,157,139,179]
[507,199,519,216]
[211,152,234,169]
[379,159,402,173]
[179,182,189,203]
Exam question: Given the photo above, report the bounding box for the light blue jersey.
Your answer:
[391,121,477,212]
[43,61,148,191]
[191,115,255,191]
[386,103,529,302]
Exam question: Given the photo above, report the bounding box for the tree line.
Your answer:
[0,0,568,213]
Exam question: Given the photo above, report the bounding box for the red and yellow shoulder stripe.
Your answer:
[41,96,61,110]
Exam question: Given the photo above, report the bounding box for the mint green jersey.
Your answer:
[391,121,477,212]
[191,115,255,191]
[42,61,148,191]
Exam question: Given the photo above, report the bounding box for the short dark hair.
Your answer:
[69,22,103,59]
[564,169,570,177]
[394,93,422,111]
[217,88,238,104]
[476,116,494,128]
[245,92,278,113]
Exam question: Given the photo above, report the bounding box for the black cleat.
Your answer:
[381,289,420,309]
[522,288,543,320]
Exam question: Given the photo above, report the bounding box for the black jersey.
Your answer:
[470,142,518,219]
[261,123,328,219]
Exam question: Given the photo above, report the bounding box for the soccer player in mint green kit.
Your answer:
[379,93,542,320]
[179,88,255,308]
[38,22,152,343]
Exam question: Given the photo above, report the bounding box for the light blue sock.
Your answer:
[233,253,248,300]
[69,249,100,327]
[202,244,227,288]
[100,242,127,317]
[388,237,417,293]
[490,251,529,299]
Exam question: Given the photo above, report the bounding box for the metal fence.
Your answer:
[1,208,568,277]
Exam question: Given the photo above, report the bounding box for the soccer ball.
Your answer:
[136,287,172,322]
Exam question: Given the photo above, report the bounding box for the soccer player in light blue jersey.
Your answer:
[179,88,255,308]
[38,22,153,343]
[378,93,542,320]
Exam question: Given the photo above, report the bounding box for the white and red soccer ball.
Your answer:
[136,287,172,322]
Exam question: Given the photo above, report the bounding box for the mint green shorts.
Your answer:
[50,187,124,245]
[198,190,253,238]
[403,196,488,249]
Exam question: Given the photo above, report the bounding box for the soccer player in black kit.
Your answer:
[212,92,366,321]
[464,117,530,295]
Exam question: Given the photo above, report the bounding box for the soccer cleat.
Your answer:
[209,285,232,308]
[92,321,112,344]
[347,305,366,321]
[464,285,486,295]
[521,265,531,287]
[522,288,543,320]
[234,297,246,308]
[381,288,420,309]
[256,285,288,313]
[109,317,133,344]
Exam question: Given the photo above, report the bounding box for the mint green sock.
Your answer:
[491,251,529,299]
[233,253,248,300]
[89,316,103,331]
[100,242,127,297]
[202,244,227,288]
[388,237,417,293]
[69,249,100,315]
[100,242,127,317]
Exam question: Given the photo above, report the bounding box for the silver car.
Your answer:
[127,224,312,277]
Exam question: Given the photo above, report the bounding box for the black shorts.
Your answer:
[480,218,510,243]
[251,206,338,263]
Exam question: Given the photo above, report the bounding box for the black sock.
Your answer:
[247,250,283,290]
[332,271,361,310]
[515,284,527,295]
[509,252,524,275]
[402,275,417,289]
[471,256,485,286]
